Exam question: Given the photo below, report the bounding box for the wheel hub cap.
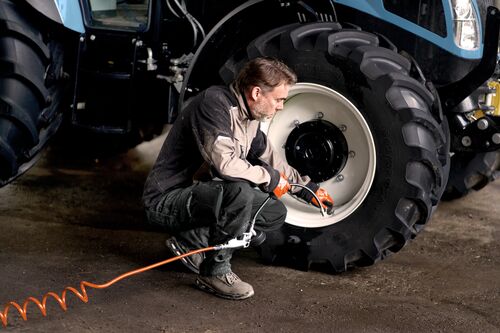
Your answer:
[285,120,348,183]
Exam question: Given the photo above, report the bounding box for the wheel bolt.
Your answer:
[492,133,500,144]
[293,120,300,127]
[339,125,347,132]
[317,112,324,119]
[349,151,356,158]
[477,119,489,130]
[336,174,344,182]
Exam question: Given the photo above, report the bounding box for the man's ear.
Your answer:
[250,86,261,101]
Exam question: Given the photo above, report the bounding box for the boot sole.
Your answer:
[165,238,201,274]
[195,278,254,300]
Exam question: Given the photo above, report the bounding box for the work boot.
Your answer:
[165,236,204,274]
[195,271,254,300]
[250,229,266,247]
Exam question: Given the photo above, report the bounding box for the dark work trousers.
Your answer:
[145,181,287,276]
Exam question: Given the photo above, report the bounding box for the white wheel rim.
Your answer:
[262,82,376,228]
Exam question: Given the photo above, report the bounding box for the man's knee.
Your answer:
[276,200,287,222]
[222,181,255,206]
[269,199,287,225]
[257,199,287,231]
[190,182,225,227]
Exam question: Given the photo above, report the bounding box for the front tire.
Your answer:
[0,0,65,185]
[222,23,450,272]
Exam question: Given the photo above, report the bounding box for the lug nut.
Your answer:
[336,174,344,182]
[293,120,300,127]
[349,151,356,158]
[287,235,301,244]
[317,112,324,119]
[462,136,472,147]
[492,133,500,145]
[477,119,489,130]
[339,125,347,132]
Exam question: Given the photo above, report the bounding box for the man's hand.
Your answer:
[311,187,334,214]
[260,166,291,198]
[272,173,291,199]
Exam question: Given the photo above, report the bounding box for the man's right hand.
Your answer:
[272,173,291,199]
[295,182,334,215]
[311,187,334,214]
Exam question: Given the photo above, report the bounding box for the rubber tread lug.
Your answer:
[0,136,17,175]
[351,46,411,80]
[0,19,50,64]
[0,99,38,144]
[288,22,341,51]
[327,30,379,58]
[0,59,48,105]
[247,24,296,58]
[382,72,435,109]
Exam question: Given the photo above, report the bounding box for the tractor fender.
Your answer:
[180,0,298,107]
[25,0,84,33]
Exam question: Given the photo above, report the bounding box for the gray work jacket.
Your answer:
[143,84,310,208]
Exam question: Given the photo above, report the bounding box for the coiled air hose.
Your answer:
[0,247,214,327]
[0,183,326,327]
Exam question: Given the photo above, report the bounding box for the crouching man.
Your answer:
[143,57,333,300]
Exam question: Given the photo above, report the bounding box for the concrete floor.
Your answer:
[0,135,499,332]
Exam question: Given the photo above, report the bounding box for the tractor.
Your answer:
[0,0,499,272]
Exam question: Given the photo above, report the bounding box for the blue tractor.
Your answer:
[1,0,499,272]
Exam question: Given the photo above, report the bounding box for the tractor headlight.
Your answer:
[451,0,480,50]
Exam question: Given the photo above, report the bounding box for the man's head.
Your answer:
[235,57,297,122]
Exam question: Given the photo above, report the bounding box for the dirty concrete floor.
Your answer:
[0,135,499,333]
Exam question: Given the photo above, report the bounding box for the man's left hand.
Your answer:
[311,187,334,214]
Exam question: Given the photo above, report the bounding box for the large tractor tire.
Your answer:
[221,23,450,272]
[0,0,65,185]
[443,151,500,200]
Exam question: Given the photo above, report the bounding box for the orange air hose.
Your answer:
[0,246,215,327]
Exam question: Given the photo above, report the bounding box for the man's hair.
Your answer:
[235,57,297,93]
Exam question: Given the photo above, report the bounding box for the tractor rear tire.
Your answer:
[0,0,65,185]
[443,151,500,200]
[221,23,450,272]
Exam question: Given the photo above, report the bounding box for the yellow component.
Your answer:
[472,109,485,120]
[487,80,500,116]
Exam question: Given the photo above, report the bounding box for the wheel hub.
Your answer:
[265,82,376,227]
[285,120,348,182]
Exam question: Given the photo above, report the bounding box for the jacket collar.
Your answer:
[230,83,254,121]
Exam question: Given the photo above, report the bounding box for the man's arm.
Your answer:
[249,128,333,211]
[248,128,311,189]
[190,90,278,190]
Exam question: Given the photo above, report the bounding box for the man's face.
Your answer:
[249,83,290,122]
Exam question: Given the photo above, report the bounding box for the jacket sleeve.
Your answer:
[190,91,273,187]
[249,128,312,192]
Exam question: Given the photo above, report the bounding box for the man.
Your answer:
[143,57,333,300]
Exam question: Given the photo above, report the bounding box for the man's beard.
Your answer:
[252,102,273,122]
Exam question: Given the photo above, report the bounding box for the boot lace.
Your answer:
[222,272,239,285]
